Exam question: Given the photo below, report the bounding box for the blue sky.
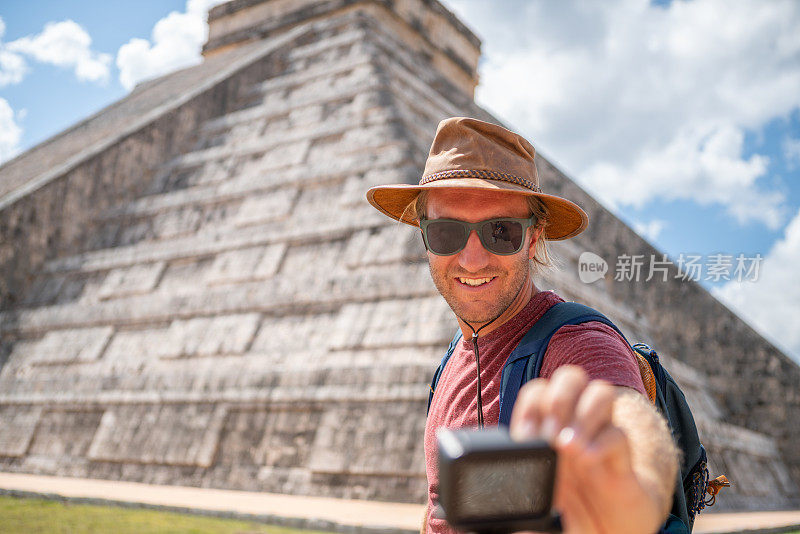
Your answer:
[1,0,799,362]
[0,1,186,151]
[625,109,800,265]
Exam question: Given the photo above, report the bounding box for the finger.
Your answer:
[509,378,550,440]
[542,365,588,439]
[570,380,615,443]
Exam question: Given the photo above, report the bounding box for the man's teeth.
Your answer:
[459,277,494,286]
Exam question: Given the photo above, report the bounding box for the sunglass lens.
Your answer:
[426,220,468,255]
[480,220,524,254]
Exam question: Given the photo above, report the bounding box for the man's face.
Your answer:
[424,189,537,326]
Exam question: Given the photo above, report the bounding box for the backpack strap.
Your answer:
[498,302,627,426]
[427,329,463,415]
[428,301,628,424]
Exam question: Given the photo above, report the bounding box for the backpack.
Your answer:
[427,301,728,533]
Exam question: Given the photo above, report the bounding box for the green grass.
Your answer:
[0,496,331,534]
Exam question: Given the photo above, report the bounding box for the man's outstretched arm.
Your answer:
[510,365,679,534]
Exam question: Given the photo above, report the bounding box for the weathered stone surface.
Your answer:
[158,313,261,358]
[16,327,115,365]
[28,409,105,458]
[204,245,286,284]
[0,406,41,457]
[99,263,166,300]
[234,189,298,227]
[0,0,797,511]
[87,404,227,467]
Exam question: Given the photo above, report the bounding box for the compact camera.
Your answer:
[437,427,561,534]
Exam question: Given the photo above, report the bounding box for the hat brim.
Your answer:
[366,178,588,240]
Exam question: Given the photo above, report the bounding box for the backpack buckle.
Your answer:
[704,475,731,507]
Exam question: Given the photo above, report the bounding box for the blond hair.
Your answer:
[404,191,553,274]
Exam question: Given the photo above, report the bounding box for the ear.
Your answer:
[528,226,544,260]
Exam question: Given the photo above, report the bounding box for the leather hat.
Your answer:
[366,117,588,240]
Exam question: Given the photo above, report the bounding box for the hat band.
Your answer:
[419,169,542,192]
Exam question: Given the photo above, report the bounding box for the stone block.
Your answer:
[254,243,286,278]
[339,166,418,208]
[102,328,170,365]
[329,297,453,350]
[117,219,153,247]
[278,240,347,280]
[187,158,238,187]
[157,257,215,296]
[87,404,227,467]
[344,224,423,268]
[98,262,166,300]
[197,314,261,355]
[27,409,104,457]
[204,247,266,284]
[29,326,114,365]
[152,207,204,239]
[0,405,41,457]
[255,141,311,172]
[250,312,337,355]
[233,188,298,227]
[22,275,65,307]
[308,401,425,476]
[160,313,261,358]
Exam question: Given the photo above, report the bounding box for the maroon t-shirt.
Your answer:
[424,290,646,534]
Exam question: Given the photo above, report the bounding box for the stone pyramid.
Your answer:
[0,0,798,511]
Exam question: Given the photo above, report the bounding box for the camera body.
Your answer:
[437,427,561,534]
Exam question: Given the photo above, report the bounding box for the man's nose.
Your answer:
[457,230,490,271]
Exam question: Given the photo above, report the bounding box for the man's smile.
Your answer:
[456,276,497,287]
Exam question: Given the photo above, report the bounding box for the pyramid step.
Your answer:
[1,262,437,334]
[286,25,368,62]
[0,383,432,407]
[99,134,410,227]
[203,55,375,133]
[46,187,390,276]
[0,405,42,457]
[26,222,420,312]
[184,26,462,166]
[87,404,227,467]
[163,99,386,180]
[1,343,444,403]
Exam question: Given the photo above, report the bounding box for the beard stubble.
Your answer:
[428,254,530,327]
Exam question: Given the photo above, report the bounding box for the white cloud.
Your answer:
[0,97,22,163]
[784,137,800,169]
[713,207,800,364]
[447,0,800,228]
[633,219,666,242]
[0,48,27,87]
[583,125,784,228]
[116,0,226,91]
[6,19,111,83]
[0,16,27,87]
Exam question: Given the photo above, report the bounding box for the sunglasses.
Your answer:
[419,216,536,256]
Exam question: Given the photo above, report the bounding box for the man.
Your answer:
[367,117,679,533]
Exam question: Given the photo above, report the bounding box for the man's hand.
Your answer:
[509,365,678,534]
